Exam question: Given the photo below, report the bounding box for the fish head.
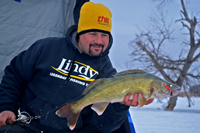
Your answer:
[151,79,181,98]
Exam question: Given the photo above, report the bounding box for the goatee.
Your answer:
[89,44,104,56]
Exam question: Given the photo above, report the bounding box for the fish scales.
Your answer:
[56,69,181,130]
[77,73,152,105]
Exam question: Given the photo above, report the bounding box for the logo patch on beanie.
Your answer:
[98,16,109,26]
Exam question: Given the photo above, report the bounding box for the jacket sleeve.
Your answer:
[93,56,130,132]
[0,40,43,114]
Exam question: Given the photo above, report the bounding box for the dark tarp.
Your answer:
[0,0,76,81]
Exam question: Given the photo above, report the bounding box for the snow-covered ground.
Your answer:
[129,97,200,133]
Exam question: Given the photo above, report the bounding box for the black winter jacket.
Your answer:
[0,25,129,133]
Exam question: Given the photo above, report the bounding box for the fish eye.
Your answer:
[164,84,170,89]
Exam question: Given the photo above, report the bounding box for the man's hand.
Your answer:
[121,93,154,107]
[0,111,16,126]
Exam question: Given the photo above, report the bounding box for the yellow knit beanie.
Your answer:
[77,2,112,35]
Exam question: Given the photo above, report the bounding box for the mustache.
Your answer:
[89,43,104,47]
[89,44,104,56]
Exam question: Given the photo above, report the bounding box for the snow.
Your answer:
[129,97,200,133]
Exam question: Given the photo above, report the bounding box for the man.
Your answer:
[0,2,152,133]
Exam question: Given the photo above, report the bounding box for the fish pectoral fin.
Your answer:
[91,102,109,115]
[138,94,147,108]
[148,86,154,99]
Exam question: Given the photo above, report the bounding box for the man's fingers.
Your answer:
[123,94,131,103]
[130,93,139,106]
[122,93,140,106]
[0,111,16,126]
[122,93,153,107]
[0,114,7,126]
[145,98,154,105]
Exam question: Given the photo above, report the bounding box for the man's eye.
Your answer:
[103,34,108,37]
[89,32,95,35]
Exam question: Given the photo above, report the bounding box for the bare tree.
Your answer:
[129,0,200,111]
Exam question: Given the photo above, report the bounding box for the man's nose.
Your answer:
[94,35,103,44]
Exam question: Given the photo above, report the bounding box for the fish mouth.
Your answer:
[163,88,181,97]
[169,88,181,97]
[154,88,181,98]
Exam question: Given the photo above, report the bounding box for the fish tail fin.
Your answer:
[138,94,147,107]
[56,103,81,130]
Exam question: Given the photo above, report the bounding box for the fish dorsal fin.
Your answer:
[82,78,105,95]
[114,69,146,77]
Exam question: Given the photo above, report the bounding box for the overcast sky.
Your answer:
[90,0,200,72]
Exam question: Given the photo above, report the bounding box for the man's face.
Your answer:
[78,32,109,56]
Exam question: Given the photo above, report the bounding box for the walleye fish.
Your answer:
[56,69,180,130]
